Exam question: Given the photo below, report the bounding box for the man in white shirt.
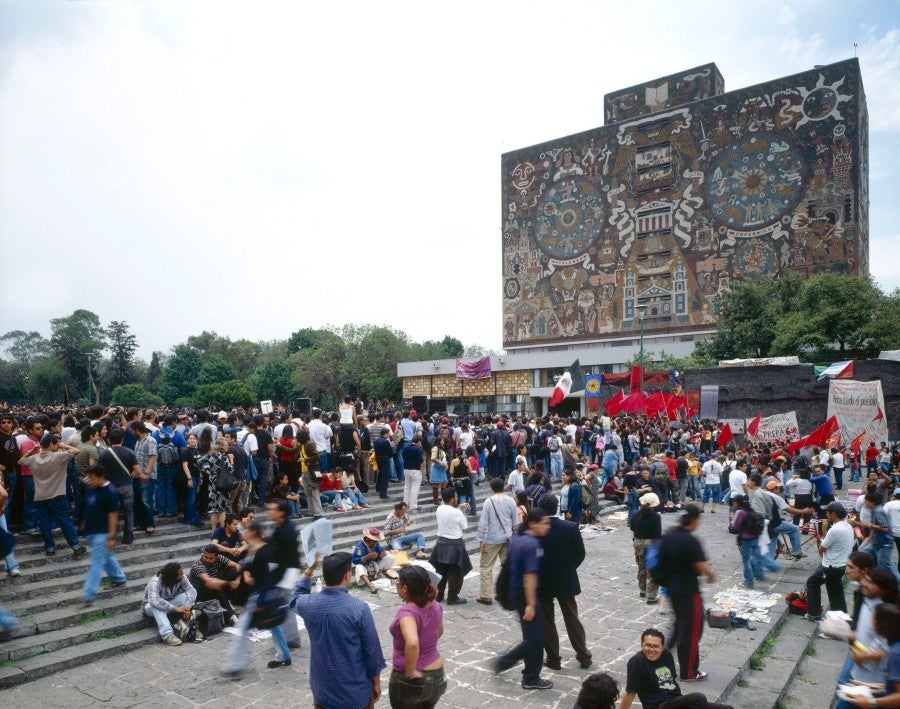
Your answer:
[506,460,528,494]
[308,409,334,473]
[475,477,518,605]
[728,461,748,506]
[699,454,723,513]
[428,487,472,605]
[830,448,845,491]
[884,487,900,559]
[804,501,854,620]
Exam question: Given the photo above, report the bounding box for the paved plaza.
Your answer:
[1,510,825,708]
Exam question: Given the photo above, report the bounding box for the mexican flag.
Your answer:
[550,359,585,407]
[816,361,854,381]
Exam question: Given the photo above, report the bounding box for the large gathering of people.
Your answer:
[0,401,898,707]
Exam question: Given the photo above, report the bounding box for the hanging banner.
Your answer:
[746,411,800,442]
[585,374,603,399]
[699,385,719,419]
[827,379,888,445]
[455,356,492,380]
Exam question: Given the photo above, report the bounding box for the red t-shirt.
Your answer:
[865,445,878,463]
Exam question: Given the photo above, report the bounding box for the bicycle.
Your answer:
[774,520,821,561]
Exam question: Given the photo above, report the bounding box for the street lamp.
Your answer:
[85,352,95,404]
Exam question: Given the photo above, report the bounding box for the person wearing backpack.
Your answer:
[547,428,564,482]
[730,494,766,589]
[560,469,583,525]
[152,415,187,519]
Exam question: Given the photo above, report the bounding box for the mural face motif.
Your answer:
[502,59,866,349]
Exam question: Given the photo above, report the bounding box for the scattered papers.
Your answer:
[837,683,873,700]
[301,518,333,565]
[712,587,781,623]
[223,627,272,642]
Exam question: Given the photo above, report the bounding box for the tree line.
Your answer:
[0,314,483,409]
[2,275,897,408]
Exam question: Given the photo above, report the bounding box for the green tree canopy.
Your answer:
[110,383,165,408]
[250,357,295,404]
[197,354,237,386]
[160,344,202,404]
[49,309,106,395]
[192,379,255,410]
[106,320,138,391]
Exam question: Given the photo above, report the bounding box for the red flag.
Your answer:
[604,390,626,417]
[788,416,839,453]
[629,365,643,392]
[836,361,855,379]
[587,397,601,412]
[850,430,866,457]
[747,413,762,439]
[718,423,734,449]
[645,392,666,417]
[620,391,646,414]
[663,393,679,419]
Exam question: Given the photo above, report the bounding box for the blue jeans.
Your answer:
[390,532,426,551]
[83,533,126,601]
[3,471,15,524]
[67,461,84,524]
[144,591,188,639]
[320,491,345,506]
[138,479,155,529]
[495,588,544,684]
[739,538,765,587]
[254,459,271,505]
[770,520,802,557]
[155,465,178,517]
[344,488,367,506]
[702,483,721,504]
[0,515,19,573]
[36,495,82,552]
[832,467,844,490]
[550,453,563,481]
[183,475,201,525]
[860,541,900,581]
[394,443,406,481]
[221,592,291,672]
[21,475,37,532]
[686,476,701,500]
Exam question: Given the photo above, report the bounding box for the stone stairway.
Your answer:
[0,482,616,688]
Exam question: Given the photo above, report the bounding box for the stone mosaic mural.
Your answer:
[501,59,867,348]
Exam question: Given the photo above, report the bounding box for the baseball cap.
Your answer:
[825,501,847,517]
[765,480,782,491]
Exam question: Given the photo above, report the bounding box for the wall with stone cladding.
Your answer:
[402,370,532,400]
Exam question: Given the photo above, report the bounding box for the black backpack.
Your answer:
[157,434,179,468]
[213,456,239,493]
[741,509,765,537]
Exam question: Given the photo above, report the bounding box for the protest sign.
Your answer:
[747,411,800,442]
[827,379,888,444]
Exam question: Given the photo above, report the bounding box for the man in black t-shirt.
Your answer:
[98,428,139,544]
[656,504,716,682]
[251,415,273,505]
[619,628,733,709]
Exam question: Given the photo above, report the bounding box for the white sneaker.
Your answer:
[164,635,183,646]
[193,630,204,643]
[9,569,21,577]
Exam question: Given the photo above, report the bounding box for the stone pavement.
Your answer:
[0,510,831,708]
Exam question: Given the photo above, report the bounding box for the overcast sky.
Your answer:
[1,0,898,361]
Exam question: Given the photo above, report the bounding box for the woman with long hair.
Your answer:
[275,427,301,492]
[388,565,446,708]
[429,437,449,505]
[297,428,324,519]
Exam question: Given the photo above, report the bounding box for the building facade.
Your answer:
[400,59,868,416]
[501,59,867,351]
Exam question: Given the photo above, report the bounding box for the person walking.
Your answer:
[81,464,127,605]
[537,495,592,670]
[428,488,472,605]
[290,552,386,709]
[388,565,448,708]
[656,504,716,681]
[493,508,553,689]
[630,492,662,604]
[474,477,517,605]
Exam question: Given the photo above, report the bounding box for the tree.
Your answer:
[440,335,464,358]
[187,331,262,380]
[28,359,69,403]
[345,326,409,401]
[197,354,237,386]
[146,351,164,393]
[49,309,107,396]
[623,349,717,372]
[289,335,346,410]
[106,320,138,390]
[192,380,256,410]
[110,383,165,408]
[0,330,50,402]
[160,345,202,404]
[0,359,28,404]
[250,357,295,404]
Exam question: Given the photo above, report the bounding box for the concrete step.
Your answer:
[781,619,847,709]
[1,607,153,662]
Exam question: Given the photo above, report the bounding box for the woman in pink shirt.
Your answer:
[389,565,446,708]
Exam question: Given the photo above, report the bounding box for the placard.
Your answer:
[827,380,888,445]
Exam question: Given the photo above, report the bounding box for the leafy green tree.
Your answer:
[28,359,69,403]
[0,359,28,403]
[49,309,106,395]
[623,349,717,371]
[146,351,164,393]
[289,335,346,410]
[192,380,255,410]
[0,330,51,373]
[198,354,237,386]
[250,357,295,404]
[285,327,334,354]
[106,320,138,390]
[160,344,202,404]
[187,331,262,380]
[110,383,165,408]
[440,335,464,358]
[346,326,409,401]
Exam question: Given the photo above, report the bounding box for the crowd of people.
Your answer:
[0,400,899,707]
